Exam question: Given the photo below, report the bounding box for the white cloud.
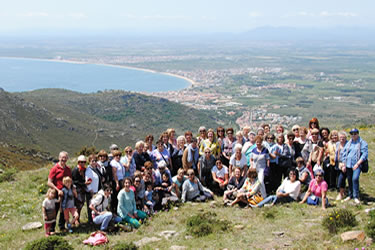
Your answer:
[249,11,262,18]
[122,13,189,21]
[320,11,358,17]
[297,11,315,17]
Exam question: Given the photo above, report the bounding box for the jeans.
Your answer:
[51,202,65,232]
[337,170,347,189]
[346,167,361,199]
[257,194,295,207]
[93,212,121,230]
[123,210,147,228]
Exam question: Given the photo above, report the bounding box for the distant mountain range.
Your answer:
[0,88,220,157]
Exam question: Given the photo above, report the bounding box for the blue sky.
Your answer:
[1,0,373,34]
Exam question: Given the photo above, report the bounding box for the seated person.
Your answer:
[210,159,229,195]
[181,169,214,203]
[89,184,122,231]
[223,167,246,203]
[172,168,187,198]
[255,168,301,208]
[299,169,328,210]
[144,182,156,214]
[155,172,178,207]
[230,168,263,207]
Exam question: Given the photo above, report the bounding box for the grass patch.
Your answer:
[111,242,138,250]
[24,235,73,250]
[366,210,375,239]
[186,211,232,237]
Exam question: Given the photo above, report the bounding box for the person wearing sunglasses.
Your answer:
[341,128,368,204]
[299,169,328,209]
[181,169,214,203]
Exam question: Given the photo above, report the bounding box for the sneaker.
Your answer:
[354,198,360,205]
[342,197,351,202]
[249,203,258,208]
[264,204,273,207]
[336,193,343,201]
[68,228,73,233]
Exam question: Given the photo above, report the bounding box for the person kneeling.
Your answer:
[90,184,122,231]
[256,168,301,208]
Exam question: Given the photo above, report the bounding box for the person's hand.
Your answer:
[341,166,346,173]
[299,201,304,204]
[44,216,48,220]
[58,190,63,196]
[134,213,138,219]
[353,163,359,170]
[116,184,120,191]
[100,211,107,215]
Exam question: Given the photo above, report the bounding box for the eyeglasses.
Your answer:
[297,161,304,164]
[316,174,323,177]
[267,137,273,140]
[78,161,86,164]
[205,152,210,154]
[289,173,296,176]
[216,162,222,165]
[134,180,140,183]
[98,155,106,158]
[188,173,195,176]
[293,128,299,131]
[227,132,233,135]
[91,160,97,163]
[218,130,224,132]
[126,150,132,153]
[312,133,319,136]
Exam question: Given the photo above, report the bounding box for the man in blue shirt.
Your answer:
[342,128,368,204]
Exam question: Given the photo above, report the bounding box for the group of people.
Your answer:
[43,118,369,237]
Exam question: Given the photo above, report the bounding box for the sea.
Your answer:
[0,57,190,93]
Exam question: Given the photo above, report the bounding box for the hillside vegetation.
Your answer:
[0,88,221,156]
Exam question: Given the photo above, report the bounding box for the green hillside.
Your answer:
[0,88,221,156]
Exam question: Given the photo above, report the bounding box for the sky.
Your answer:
[0,0,374,35]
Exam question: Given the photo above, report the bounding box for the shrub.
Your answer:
[112,242,138,250]
[24,236,73,250]
[0,168,16,183]
[76,146,97,157]
[186,211,231,237]
[365,210,375,239]
[322,209,357,234]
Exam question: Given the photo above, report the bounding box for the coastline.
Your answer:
[0,56,196,90]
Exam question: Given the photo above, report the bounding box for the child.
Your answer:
[61,176,79,233]
[156,173,178,207]
[144,182,155,214]
[42,188,60,237]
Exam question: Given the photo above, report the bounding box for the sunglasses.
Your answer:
[293,129,299,131]
[126,150,132,153]
[78,161,86,164]
[134,180,140,183]
[316,174,323,177]
[205,152,210,154]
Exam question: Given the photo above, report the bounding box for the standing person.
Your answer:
[197,126,208,148]
[86,154,102,195]
[121,146,136,177]
[47,151,72,233]
[182,137,199,174]
[341,128,368,204]
[167,128,177,149]
[243,131,256,155]
[198,147,216,186]
[133,141,152,171]
[216,126,226,147]
[108,144,119,161]
[335,131,348,201]
[61,177,79,233]
[307,117,320,139]
[292,125,300,141]
[184,131,193,145]
[275,133,292,188]
[242,126,251,142]
[117,178,147,229]
[304,128,324,177]
[286,131,297,167]
[221,128,236,166]
[171,136,186,176]
[110,150,125,214]
[199,128,221,159]
[90,184,122,232]
[160,131,174,157]
[145,134,156,153]
[229,144,248,177]
[42,188,61,237]
[72,155,92,223]
[151,139,173,170]
[249,135,270,198]
[296,126,309,161]
[97,150,113,186]
[324,130,338,189]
